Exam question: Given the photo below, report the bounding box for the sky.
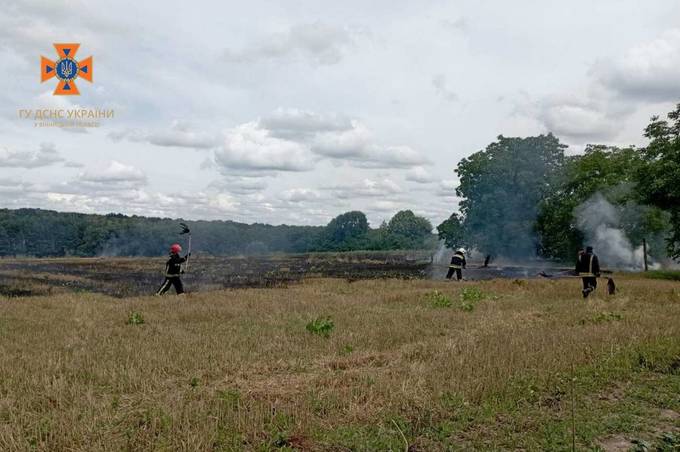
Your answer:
[2,0,680,227]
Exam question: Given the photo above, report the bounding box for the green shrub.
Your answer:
[306,317,334,338]
[126,311,144,325]
[460,287,485,302]
[424,290,452,308]
[459,287,485,311]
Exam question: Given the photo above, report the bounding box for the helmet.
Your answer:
[456,248,466,254]
[169,243,182,254]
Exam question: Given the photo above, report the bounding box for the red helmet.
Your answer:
[169,243,182,254]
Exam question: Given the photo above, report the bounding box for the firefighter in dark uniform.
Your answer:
[156,243,189,295]
[446,248,466,281]
[576,246,600,298]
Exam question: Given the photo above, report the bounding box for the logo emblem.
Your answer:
[40,43,93,95]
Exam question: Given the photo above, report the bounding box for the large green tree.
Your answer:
[535,145,650,260]
[384,210,433,248]
[452,134,566,258]
[436,213,465,250]
[637,104,680,258]
[319,211,370,250]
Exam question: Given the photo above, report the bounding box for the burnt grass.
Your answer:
[0,251,432,298]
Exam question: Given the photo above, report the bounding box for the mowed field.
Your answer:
[0,267,679,450]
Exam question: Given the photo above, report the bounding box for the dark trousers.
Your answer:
[446,268,462,280]
[157,276,184,295]
[582,277,597,297]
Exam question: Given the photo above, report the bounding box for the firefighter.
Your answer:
[576,245,600,298]
[156,243,190,295]
[446,248,466,281]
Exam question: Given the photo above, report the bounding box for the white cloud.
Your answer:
[436,179,460,198]
[77,161,147,191]
[208,177,267,195]
[224,21,356,65]
[593,28,680,102]
[539,100,619,143]
[326,178,402,200]
[280,188,321,202]
[0,142,64,168]
[214,122,316,173]
[109,120,219,149]
[405,166,435,183]
[532,28,680,145]
[311,121,428,168]
[260,108,352,140]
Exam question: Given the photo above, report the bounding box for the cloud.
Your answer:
[405,166,436,183]
[208,111,428,174]
[538,100,619,143]
[436,179,460,198]
[0,142,64,168]
[224,21,356,65]
[593,28,680,102]
[432,74,459,102]
[109,121,219,149]
[325,178,402,200]
[279,188,321,203]
[207,177,267,195]
[214,122,316,173]
[531,29,680,144]
[76,161,147,191]
[311,121,428,168]
[260,108,352,140]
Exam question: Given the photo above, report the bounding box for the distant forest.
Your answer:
[0,208,435,257]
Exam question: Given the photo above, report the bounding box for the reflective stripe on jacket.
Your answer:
[449,252,466,269]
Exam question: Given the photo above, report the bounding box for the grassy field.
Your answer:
[0,275,679,451]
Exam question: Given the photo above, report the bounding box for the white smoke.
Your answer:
[432,241,449,265]
[574,193,646,270]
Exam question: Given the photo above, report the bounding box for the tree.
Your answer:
[637,104,680,258]
[535,145,646,260]
[437,213,465,250]
[385,210,433,248]
[320,211,369,250]
[454,134,566,258]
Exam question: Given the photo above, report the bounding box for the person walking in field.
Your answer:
[446,248,466,281]
[156,243,190,295]
[576,246,600,298]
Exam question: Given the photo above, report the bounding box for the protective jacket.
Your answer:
[449,252,466,269]
[165,253,187,277]
[576,252,600,277]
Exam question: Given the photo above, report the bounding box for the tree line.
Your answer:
[0,208,434,257]
[437,104,680,262]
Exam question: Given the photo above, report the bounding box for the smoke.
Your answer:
[574,193,646,269]
[431,241,450,266]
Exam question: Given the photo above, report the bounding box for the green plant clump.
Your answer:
[127,311,144,325]
[306,317,335,338]
[425,290,452,308]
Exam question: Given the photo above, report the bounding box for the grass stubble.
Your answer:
[0,275,679,450]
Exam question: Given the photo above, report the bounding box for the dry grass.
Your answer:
[0,276,679,450]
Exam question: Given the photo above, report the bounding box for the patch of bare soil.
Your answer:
[596,434,634,452]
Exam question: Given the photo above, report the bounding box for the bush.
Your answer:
[306,317,334,338]
[424,290,452,308]
[126,311,144,325]
[459,287,485,311]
